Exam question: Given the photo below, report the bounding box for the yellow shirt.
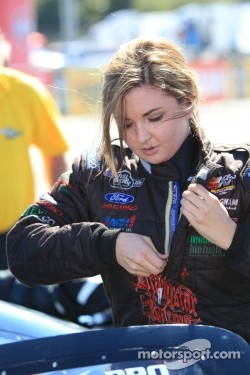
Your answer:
[0,67,69,232]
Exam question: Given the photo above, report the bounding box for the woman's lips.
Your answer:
[141,146,159,156]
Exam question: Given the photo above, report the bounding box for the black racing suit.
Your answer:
[6,132,250,342]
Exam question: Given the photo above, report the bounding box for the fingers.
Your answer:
[115,233,167,277]
[134,244,167,275]
[125,241,167,276]
[143,236,168,259]
[184,183,218,204]
[127,256,166,277]
[181,183,215,222]
[180,183,237,250]
[187,183,209,196]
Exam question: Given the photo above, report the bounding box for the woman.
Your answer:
[6,37,250,343]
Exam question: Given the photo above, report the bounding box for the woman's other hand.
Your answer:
[181,183,236,250]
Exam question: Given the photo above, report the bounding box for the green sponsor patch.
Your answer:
[189,235,224,256]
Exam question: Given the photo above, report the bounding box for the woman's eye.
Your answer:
[148,114,163,123]
[124,123,133,129]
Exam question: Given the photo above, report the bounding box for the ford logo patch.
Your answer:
[105,192,134,204]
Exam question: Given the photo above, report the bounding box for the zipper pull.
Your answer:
[158,287,163,305]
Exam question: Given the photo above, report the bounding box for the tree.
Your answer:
[35,0,60,39]
[133,0,239,11]
[35,0,133,41]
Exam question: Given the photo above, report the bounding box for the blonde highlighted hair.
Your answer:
[100,37,202,174]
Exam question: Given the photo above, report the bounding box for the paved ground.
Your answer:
[32,98,250,197]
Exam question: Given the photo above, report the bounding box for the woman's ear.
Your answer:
[183,96,194,118]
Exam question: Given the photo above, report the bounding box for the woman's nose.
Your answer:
[136,123,151,143]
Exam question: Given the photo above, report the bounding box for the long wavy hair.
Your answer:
[100,37,202,174]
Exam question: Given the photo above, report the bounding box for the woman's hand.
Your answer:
[115,233,168,276]
[181,183,237,250]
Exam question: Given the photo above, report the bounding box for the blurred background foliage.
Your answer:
[35,0,243,41]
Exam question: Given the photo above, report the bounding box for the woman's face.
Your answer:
[122,85,191,164]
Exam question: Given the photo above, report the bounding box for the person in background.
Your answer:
[0,31,69,269]
[0,31,112,327]
[6,36,250,343]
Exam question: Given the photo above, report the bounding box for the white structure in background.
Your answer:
[234,3,250,54]
[86,3,250,58]
[87,9,140,50]
[138,11,180,42]
[35,3,250,70]
[28,49,65,69]
[204,2,238,56]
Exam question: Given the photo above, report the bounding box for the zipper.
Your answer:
[164,180,180,256]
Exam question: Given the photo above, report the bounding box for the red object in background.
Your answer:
[190,59,229,102]
[0,0,53,91]
[27,31,47,49]
[0,0,36,65]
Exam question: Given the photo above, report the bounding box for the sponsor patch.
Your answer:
[102,203,138,211]
[39,193,57,204]
[22,205,47,217]
[103,168,112,177]
[110,170,145,190]
[105,192,134,204]
[38,200,64,216]
[39,215,56,226]
[86,148,99,170]
[206,174,236,196]
[245,167,250,179]
[243,167,250,189]
[189,235,224,256]
[21,205,56,226]
[135,275,201,325]
[104,215,136,229]
[220,198,238,210]
[51,172,76,195]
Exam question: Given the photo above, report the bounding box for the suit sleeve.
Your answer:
[225,213,250,279]
[6,157,120,286]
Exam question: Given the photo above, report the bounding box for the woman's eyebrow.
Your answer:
[124,107,164,121]
[142,107,163,117]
